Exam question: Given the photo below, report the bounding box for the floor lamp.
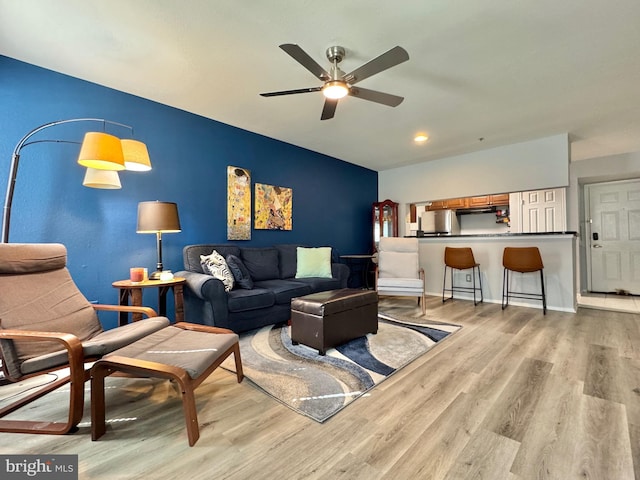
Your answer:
[136,201,181,280]
[1,118,152,243]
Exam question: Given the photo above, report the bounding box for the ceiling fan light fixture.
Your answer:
[322,81,349,99]
[414,133,429,143]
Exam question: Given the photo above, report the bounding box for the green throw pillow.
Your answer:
[295,247,332,278]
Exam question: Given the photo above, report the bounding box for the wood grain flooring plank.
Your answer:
[629,422,640,480]
[380,392,491,479]
[584,344,624,403]
[481,357,553,442]
[570,394,635,480]
[509,373,583,480]
[443,428,520,480]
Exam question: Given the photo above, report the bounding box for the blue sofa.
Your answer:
[175,244,350,333]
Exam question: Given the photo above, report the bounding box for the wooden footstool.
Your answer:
[290,288,378,355]
[90,322,243,447]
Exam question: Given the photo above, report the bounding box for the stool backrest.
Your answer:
[502,247,543,273]
[444,247,477,270]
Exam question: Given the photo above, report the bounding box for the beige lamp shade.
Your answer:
[137,201,181,233]
[82,168,122,189]
[122,139,152,171]
[77,132,125,171]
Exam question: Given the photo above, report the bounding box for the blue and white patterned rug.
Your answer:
[223,313,461,422]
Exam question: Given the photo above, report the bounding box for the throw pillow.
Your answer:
[226,254,254,289]
[200,250,234,292]
[295,247,332,278]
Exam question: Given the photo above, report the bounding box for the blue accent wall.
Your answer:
[0,56,377,328]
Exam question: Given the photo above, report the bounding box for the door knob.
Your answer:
[593,244,603,248]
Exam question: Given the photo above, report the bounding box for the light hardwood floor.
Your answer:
[1,296,639,479]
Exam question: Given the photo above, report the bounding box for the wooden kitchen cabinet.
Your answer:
[469,194,510,207]
[428,198,466,210]
[444,197,467,209]
[427,200,446,210]
[490,193,510,205]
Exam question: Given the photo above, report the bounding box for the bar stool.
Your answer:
[442,247,483,305]
[502,247,546,314]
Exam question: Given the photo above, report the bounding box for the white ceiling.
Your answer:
[2,0,640,171]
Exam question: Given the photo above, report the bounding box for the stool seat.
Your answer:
[442,247,483,305]
[502,247,546,314]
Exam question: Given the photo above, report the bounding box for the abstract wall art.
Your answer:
[254,183,292,230]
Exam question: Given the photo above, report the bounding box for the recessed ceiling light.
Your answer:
[414,134,429,143]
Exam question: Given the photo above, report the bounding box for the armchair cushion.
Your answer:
[0,263,103,374]
[20,316,171,375]
[378,251,420,278]
[377,277,424,294]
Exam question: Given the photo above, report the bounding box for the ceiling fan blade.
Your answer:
[343,46,409,85]
[260,86,322,97]
[349,87,404,107]
[321,98,338,120]
[279,44,330,81]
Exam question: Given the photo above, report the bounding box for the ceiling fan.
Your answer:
[260,44,409,120]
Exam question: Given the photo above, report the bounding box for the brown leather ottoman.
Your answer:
[290,288,378,355]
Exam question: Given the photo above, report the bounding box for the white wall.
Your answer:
[568,151,640,292]
[379,134,570,233]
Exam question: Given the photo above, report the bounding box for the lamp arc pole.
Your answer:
[2,118,133,243]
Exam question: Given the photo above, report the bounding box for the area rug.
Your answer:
[222,313,461,422]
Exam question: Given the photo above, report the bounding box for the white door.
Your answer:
[586,179,640,294]
[520,188,566,233]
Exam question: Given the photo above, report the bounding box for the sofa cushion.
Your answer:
[288,276,343,293]
[295,247,332,278]
[274,244,304,279]
[184,244,241,274]
[227,288,275,313]
[252,279,312,304]
[226,254,254,289]
[200,250,234,292]
[240,247,280,281]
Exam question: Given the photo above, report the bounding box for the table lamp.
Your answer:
[137,201,181,280]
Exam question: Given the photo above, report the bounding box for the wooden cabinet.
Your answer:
[372,199,398,251]
[427,200,446,210]
[469,194,510,207]
[427,198,467,210]
[444,197,467,209]
[490,193,510,205]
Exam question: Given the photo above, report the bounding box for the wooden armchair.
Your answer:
[375,237,426,314]
[0,243,171,435]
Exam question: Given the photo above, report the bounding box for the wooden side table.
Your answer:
[112,277,186,325]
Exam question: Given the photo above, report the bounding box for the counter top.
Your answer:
[406,231,577,238]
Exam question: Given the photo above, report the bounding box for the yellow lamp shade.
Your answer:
[122,139,152,171]
[82,168,122,189]
[77,132,125,170]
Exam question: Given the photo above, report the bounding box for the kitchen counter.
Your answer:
[407,231,577,238]
[412,233,577,312]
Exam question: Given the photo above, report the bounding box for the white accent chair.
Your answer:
[375,237,426,314]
